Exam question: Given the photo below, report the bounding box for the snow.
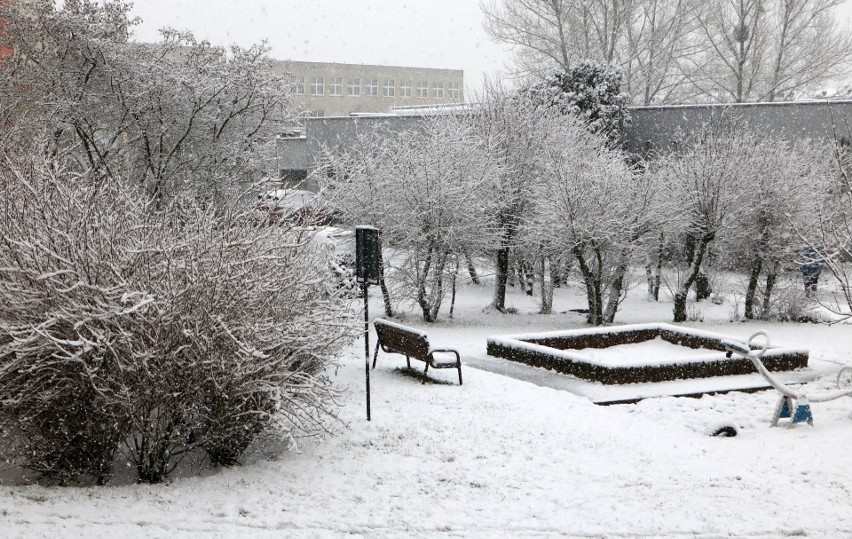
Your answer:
[256,189,315,210]
[4,279,852,537]
[489,322,808,368]
[575,336,722,363]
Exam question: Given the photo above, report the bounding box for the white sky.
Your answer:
[129,0,513,96]
[129,0,852,96]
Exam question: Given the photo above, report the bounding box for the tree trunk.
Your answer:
[539,256,554,314]
[465,252,480,285]
[744,257,763,320]
[574,246,603,325]
[673,236,710,322]
[646,232,664,301]
[762,260,778,317]
[416,246,435,322]
[378,257,393,318]
[645,260,655,299]
[517,259,534,296]
[449,261,458,319]
[492,245,510,313]
[426,250,449,322]
[603,254,630,323]
[654,256,662,300]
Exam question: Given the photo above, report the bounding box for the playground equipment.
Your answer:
[722,331,852,427]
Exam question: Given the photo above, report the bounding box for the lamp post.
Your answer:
[355,226,381,421]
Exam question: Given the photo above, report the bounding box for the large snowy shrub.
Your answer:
[0,145,356,484]
[526,62,630,140]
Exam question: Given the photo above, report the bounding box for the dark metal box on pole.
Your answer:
[355,226,381,420]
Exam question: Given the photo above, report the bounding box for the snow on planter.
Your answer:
[486,323,808,385]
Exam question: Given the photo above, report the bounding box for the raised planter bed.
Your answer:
[486,323,809,385]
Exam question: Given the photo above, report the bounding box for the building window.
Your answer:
[383,80,395,97]
[310,77,324,96]
[366,79,379,96]
[448,82,460,100]
[400,81,412,98]
[417,81,428,98]
[329,77,343,96]
[307,109,324,117]
[294,77,305,95]
[347,78,361,96]
[433,82,444,99]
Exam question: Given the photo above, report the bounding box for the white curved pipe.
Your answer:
[727,331,852,404]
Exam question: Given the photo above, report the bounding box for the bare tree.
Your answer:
[0,0,296,205]
[693,0,852,102]
[656,117,773,322]
[525,117,660,324]
[481,0,702,104]
[483,0,851,104]
[624,0,705,104]
[319,114,502,322]
[471,84,578,313]
[798,115,852,317]
[718,138,830,319]
[481,0,579,78]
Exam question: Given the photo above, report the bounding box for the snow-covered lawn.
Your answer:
[4,279,852,538]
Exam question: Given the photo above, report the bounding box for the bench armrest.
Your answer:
[428,348,460,364]
[428,348,463,385]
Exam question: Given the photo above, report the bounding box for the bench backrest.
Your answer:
[374,319,430,360]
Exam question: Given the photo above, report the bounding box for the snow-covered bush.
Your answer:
[0,144,356,484]
[0,149,146,484]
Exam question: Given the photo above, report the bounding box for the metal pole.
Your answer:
[363,282,371,421]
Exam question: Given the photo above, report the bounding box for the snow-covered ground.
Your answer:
[4,274,852,538]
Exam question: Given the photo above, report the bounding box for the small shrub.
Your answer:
[728,295,743,323]
[755,278,811,322]
[686,303,705,322]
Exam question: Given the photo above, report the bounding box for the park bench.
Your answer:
[372,318,463,385]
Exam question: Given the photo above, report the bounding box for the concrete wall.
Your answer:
[623,100,852,157]
[278,136,308,169]
[277,100,852,190]
[300,115,435,190]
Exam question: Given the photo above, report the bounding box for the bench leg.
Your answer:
[422,362,429,384]
[371,344,380,369]
[457,360,463,386]
[405,355,411,368]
